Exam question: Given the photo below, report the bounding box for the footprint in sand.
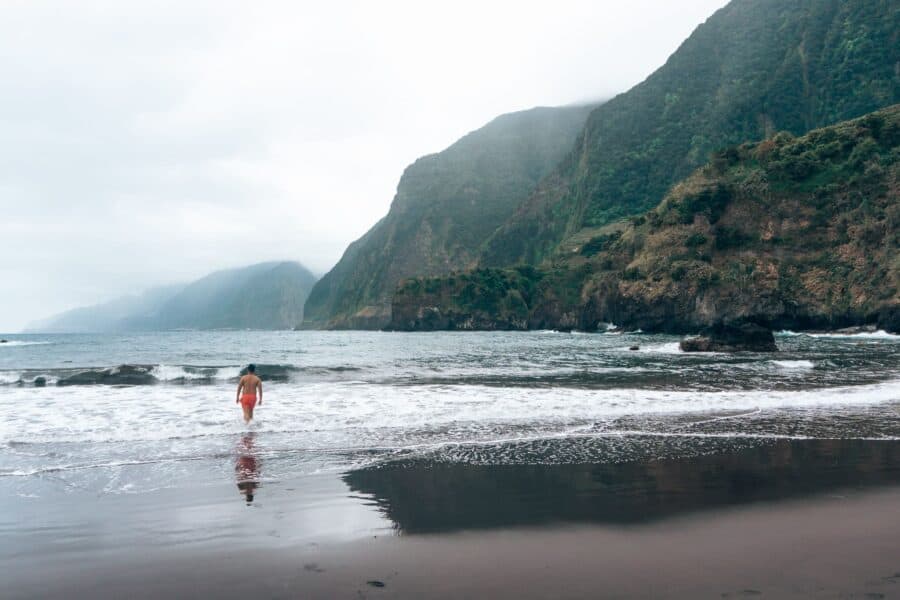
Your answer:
[882,572,900,584]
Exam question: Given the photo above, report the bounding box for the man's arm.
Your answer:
[257,380,263,405]
[236,377,243,404]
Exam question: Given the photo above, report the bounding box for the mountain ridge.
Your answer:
[302,103,598,329]
[306,0,900,331]
[27,261,317,332]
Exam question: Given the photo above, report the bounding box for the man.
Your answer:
[236,364,263,423]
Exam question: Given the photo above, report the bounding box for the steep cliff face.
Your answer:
[391,105,900,333]
[480,0,900,267]
[302,104,596,329]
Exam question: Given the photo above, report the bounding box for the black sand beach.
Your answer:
[4,438,899,599]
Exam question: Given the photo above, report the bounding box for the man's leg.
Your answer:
[242,406,251,423]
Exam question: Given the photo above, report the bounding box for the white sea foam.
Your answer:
[2,331,895,493]
[778,330,898,340]
[634,342,683,354]
[216,365,244,380]
[807,330,898,339]
[2,377,897,447]
[0,371,21,384]
[771,360,815,370]
[151,364,193,381]
[0,340,50,347]
[150,364,242,382]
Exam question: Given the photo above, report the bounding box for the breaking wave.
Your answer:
[778,330,899,340]
[0,363,309,386]
[771,360,815,370]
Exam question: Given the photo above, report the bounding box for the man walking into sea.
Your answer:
[236,364,263,423]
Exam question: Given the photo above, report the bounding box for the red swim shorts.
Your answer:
[240,394,257,409]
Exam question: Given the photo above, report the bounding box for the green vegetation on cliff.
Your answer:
[302,104,596,329]
[391,105,900,333]
[391,262,596,331]
[480,0,900,267]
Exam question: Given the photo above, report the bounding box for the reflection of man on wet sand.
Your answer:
[236,364,263,423]
[236,433,260,503]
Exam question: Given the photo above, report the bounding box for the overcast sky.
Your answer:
[0,0,728,332]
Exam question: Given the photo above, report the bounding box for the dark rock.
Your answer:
[238,364,298,382]
[33,377,47,387]
[57,364,158,386]
[680,321,777,353]
[0,339,7,343]
[629,345,640,351]
[877,305,900,334]
[680,337,715,352]
[390,302,529,332]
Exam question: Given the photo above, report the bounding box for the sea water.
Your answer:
[0,330,898,496]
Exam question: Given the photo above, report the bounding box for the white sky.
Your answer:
[0,0,728,332]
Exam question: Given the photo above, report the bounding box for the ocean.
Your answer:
[1,329,898,499]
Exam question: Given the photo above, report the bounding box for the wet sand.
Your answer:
[4,439,900,599]
[7,489,900,599]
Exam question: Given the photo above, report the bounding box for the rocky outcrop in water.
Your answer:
[680,322,778,352]
[57,365,158,386]
[877,306,900,335]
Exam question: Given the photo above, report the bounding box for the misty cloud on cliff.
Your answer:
[0,0,728,331]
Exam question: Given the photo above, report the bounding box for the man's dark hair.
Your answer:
[247,363,256,373]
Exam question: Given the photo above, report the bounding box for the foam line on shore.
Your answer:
[778,330,899,340]
[2,378,898,446]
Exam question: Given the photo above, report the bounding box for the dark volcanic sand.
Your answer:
[4,439,900,599]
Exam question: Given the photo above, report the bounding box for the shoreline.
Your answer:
[4,437,900,599]
[7,487,900,599]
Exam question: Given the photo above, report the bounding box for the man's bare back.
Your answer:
[236,365,263,423]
